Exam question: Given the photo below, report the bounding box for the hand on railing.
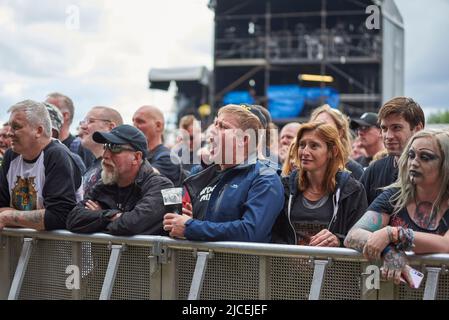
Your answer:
[309,229,340,247]
[363,227,390,261]
[381,247,410,285]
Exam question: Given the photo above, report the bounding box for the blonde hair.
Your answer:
[292,122,346,193]
[390,129,449,220]
[281,139,298,176]
[219,104,263,131]
[179,114,197,130]
[310,104,351,161]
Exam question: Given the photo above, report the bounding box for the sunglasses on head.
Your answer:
[103,143,136,154]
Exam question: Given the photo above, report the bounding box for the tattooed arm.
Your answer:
[344,210,390,259]
[0,209,45,231]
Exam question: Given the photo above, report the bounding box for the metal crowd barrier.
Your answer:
[1,228,448,300]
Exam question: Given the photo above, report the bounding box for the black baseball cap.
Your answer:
[93,124,148,157]
[350,112,379,130]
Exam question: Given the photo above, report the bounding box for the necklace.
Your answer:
[305,188,324,196]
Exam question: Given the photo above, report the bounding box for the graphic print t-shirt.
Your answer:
[192,169,223,221]
[0,140,82,230]
[7,152,45,210]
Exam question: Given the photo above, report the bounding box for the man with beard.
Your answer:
[77,106,123,196]
[66,124,173,235]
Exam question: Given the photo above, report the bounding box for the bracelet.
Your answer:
[391,226,399,244]
[382,245,393,257]
[386,226,394,243]
[396,227,415,251]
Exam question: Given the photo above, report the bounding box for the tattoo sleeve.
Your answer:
[344,210,389,252]
[3,209,45,230]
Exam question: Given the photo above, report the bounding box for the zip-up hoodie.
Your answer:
[183,159,284,242]
[271,169,367,245]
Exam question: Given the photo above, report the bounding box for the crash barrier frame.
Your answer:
[1,228,449,300]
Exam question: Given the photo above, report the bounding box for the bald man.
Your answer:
[278,122,301,165]
[133,106,183,186]
[78,106,124,195]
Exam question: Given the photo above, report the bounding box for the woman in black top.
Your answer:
[345,129,449,285]
[272,121,367,246]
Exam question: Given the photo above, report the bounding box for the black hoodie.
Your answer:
[272,170,368,245]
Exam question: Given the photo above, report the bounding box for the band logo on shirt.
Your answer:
[199,185,217,202]
[11,176,38,210]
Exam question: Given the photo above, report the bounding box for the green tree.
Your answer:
[428,111,449,124]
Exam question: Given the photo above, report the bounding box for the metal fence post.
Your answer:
[188,251,212,300]
[259,256,270,299]
[71,242,82,300]
[0,235,11,299]
[99,244,126,300]
[8,238,34,300]
[423,267,441,300]
[308,259,330,300]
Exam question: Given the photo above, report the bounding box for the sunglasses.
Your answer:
[103,143,136,154]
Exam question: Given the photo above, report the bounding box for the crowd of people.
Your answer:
[0,93,448,287]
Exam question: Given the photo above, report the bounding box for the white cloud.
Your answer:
[0,0,213,127]
[1,0,448,127]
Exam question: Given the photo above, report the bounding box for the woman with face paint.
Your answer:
[345,129,449,286]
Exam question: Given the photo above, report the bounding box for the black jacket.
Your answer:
[66,160,173,235]
[272,170,368,245]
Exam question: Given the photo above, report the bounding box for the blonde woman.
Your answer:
[272,122,367,246]
[345,130,449,285]
[310,104,364,179]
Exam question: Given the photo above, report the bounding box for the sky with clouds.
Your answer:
[0,0,448,128]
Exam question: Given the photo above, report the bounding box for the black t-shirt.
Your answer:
[290,192,334,245]
[192,168,223,221]
[355,155,372,168]
[83,157,102,197]
[360,155,398,205]
[369,188,449,235]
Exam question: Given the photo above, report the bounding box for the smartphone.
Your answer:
[400,267,424,289]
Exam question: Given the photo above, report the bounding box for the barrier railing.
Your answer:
[1,228,448,300]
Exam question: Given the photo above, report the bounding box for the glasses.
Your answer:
[103,143,136,154]
[79,118,112,126]
[356,126,372,133]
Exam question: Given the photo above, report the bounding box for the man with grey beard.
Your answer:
[66,124,173,235]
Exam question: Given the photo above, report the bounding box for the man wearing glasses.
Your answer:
[77,106,123,196]
[350,112,384,168]
[66,124,173,235]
